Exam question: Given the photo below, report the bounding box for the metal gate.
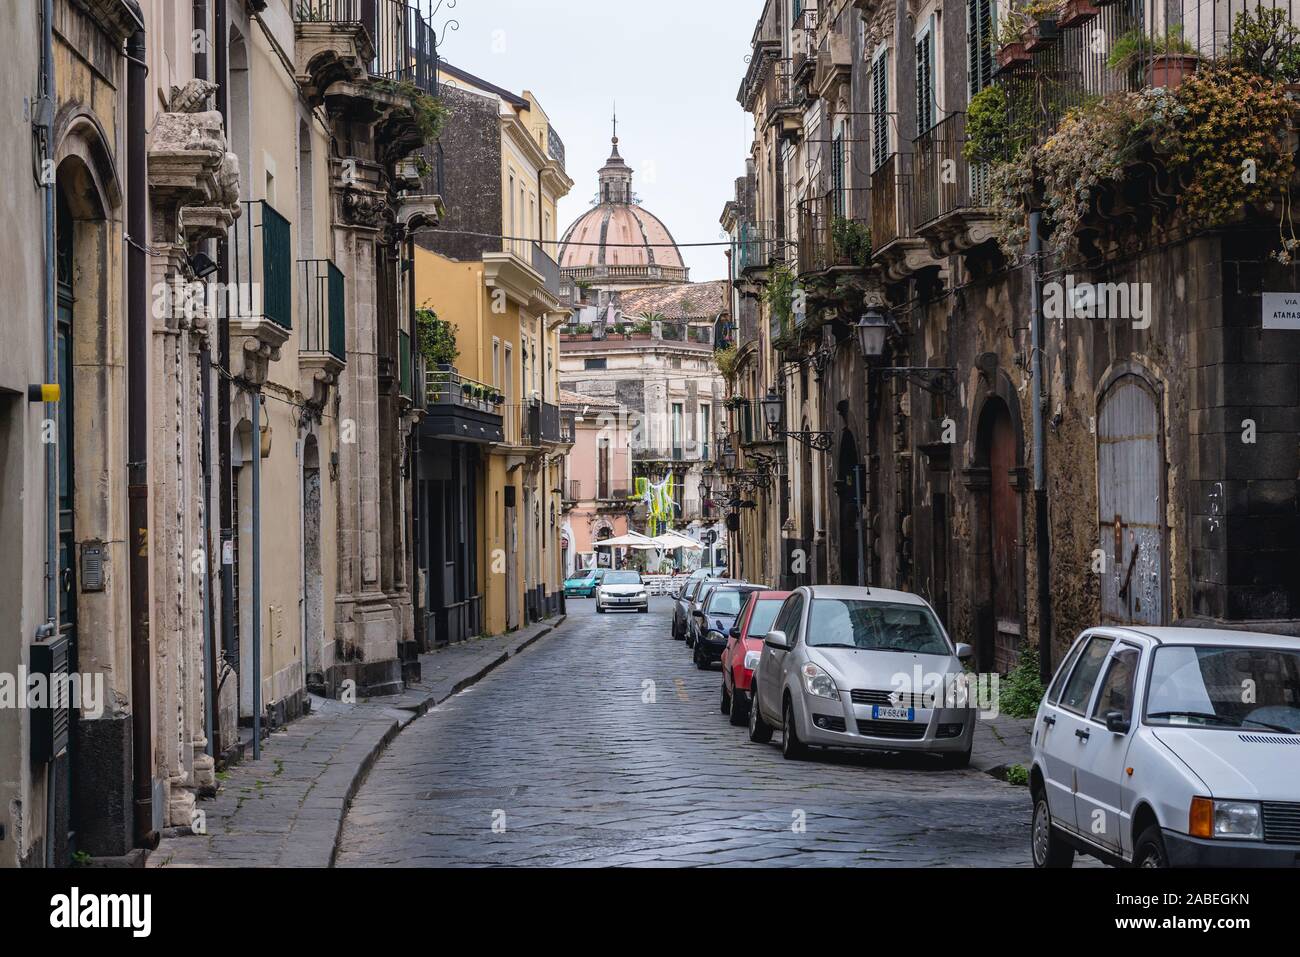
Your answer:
[1097,373,1166,625]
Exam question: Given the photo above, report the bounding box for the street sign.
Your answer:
[1263,292,1300,330]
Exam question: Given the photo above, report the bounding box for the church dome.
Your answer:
[558,135,689,288]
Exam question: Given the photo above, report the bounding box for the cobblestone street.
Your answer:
[337,599,1038,867]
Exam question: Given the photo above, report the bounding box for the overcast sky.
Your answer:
[432,0,756,281]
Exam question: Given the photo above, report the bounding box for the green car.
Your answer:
[564,567,607,598]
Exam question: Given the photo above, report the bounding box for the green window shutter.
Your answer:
[327,262,346,362]
[871,51,889,169]
[262,203,292,330]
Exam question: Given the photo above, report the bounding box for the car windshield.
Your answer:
[1145,645,1300,733]
[604,572,641,585]
[746,599,784,638]
[806,599,951,654]
[571,569,596,580]
[706,590,750,616]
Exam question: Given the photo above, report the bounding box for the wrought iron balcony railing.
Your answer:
[298,259,346,361]
[230,200,292,329]
[870,153,913,252]
[797,188,873,276]
[293,0,439,95]
[912,112,992,229]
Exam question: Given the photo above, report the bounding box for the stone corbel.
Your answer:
[396,193,445,235]
[231,319,291,388]
[300,353,345,411]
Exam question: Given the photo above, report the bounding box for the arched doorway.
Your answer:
[301,436,323,685]
[1097,368,1167,625]
[835,427,863,585]
[973,395,1024,672]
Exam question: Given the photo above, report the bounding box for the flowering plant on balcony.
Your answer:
[986,63,1297,261]
[764,263,798,343]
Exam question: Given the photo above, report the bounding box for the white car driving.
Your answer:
[595,570,649,614]
[747,585,976,766]
[1030,627,1300,868]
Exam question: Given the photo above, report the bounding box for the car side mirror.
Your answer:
[1104,711,1130,734]
[729,626,741,639]
[955,643,974,661]
[764,630,789,651]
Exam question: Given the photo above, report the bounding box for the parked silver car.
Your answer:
[748,585,976,766]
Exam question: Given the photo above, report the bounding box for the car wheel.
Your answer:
[720,684,731,715]
[941,744,972,769]
[748,690,773,744]
[596,604,605,614]
[1031,791,1075,869]
[782,697,808,761]
[1133,825,1169,868]
[729,687,749,727]
[639,607,648,614]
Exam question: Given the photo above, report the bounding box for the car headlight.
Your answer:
[800,662,840,700]
[706,630,725,643]
[1190,798,1263,840]
[743,650,761,671]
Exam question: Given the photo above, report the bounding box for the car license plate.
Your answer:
[872,705,914,721]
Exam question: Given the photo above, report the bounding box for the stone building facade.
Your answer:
[1,0,445,868]
[725,0,1300,676]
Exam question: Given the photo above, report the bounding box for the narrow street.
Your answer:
[337,599,1036,867]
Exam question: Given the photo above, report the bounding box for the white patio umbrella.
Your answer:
[594,532,660,550]
[653,532,703,550]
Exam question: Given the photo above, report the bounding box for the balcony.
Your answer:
[912,112,998,258]
[763,58,802,139]
[298,259,346,406]
[797,189,873,279]
[564,480,582,504]
[870,154,941,283]
[486,237,564,313]
[227,200,293,384]
[524,400,565,447]
[294,0,439,95]
[422,366,504,444]
[563,262,690,286]
[736,220,777,278]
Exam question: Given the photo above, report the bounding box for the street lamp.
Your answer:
[721,443,737,472]
[760,389,783,431]
[763,388,833,454]
[855,306,891,360]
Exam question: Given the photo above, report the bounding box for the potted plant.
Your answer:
[995,12,1032,72]
[1024,1,1061,51]
[1108,28,1198,89]
[1057,0,1098,27]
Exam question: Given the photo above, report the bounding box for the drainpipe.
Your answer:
[37,0,56,871]
[250,391,262,760]
[126,18,156,849]
[408,233,425,651]
[1028,210,1053,684]
[215,0,237,691]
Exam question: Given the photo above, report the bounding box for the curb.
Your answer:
[327,616,567,866]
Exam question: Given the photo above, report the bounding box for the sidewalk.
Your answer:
[971,714,1035,776]
[149,616,565,868]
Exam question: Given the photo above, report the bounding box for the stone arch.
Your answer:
[965,371,1028,673]
[835,423,863,585]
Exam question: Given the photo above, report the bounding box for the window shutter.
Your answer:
[968,0,995,97]
[871,51,889,169]
[915,20,935,134]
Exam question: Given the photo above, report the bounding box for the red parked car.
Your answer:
[720,589,792,726]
